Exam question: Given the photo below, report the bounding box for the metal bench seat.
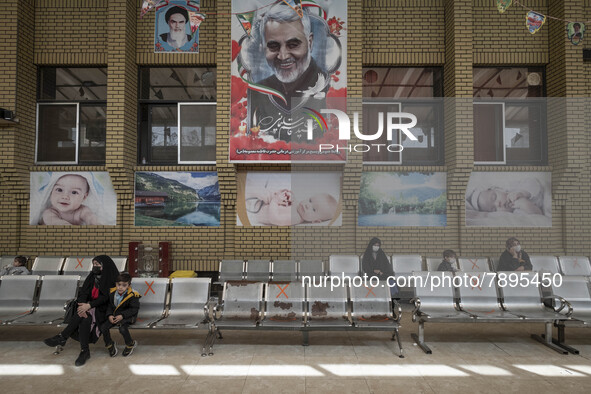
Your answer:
[0,276,39,324]
[271,260,297,282]
[31,256,64,276]
[391,255,423,297]
[329,255,360,279]
[298,260,325,281]
[0,256,17,268]
[558,256,591,277]
[350,281,403,357]
[208,280,404,356]
[554,277,591,322]
[245,259,271,282]
[412,272,475,354]
[214,281,263,328]
[529,256,561,275]
[412,272,472,321]
[111,256,128,273]
[457,272,520,320]
[261,282,305,329]
[500,272,572,321]
[218,260,245,282]
[132,278,169,328]
[305,283,351,328]
[548,276,591,354]
[153,278,211,328]
[457,258,491,272]
[62,256,94,279]
[412,271,572,354]
[500,272,572,354]
[9,275,79,325]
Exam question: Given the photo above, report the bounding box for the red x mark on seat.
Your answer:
[365,286,377,298]
[572,258,580,269]
[469,259,480,270]
[470,274,482,291]
[276,284,289,299]
[144,280,155,296]
[76,258,84,269]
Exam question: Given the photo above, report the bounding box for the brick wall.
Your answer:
[0,0,589,270]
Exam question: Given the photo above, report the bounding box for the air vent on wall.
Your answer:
[584,49,591,61]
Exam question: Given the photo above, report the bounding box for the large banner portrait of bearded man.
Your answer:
[230,0,347,162]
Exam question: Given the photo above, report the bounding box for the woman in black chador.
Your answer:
[362,237,394,281]
[44,255,119,366]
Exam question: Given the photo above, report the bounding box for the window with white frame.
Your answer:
[473,67,547,165]
[361,67,444,165]
[138,67,216,165]
[36,67,107,164]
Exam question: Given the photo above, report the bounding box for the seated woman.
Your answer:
[361,238,398,296]
[498,237,532,271]
[43,255,119,366]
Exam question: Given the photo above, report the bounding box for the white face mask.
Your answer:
[372,245,380,252]
[514,245,521,252]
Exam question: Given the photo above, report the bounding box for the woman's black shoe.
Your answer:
[75,350,90,366]
[43,334,66,347]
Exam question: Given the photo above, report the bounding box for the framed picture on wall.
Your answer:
[465,172,552,227]
[358,172,447,227]
[30,172,117,226]
[135,171,220,226]
[236,171,342,226]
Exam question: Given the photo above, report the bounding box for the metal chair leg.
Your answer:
[302,331,309,346]
[531,322,568,355]
[542,324,580,355]
[201,329,213,357]
[411,321,432,354]
[393,329,404,358]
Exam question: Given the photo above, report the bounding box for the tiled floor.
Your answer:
[1,307,591,393]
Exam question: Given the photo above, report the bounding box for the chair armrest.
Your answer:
[410,297,421,322]
[63,298,76,311]
[392,299,402,323]
[203,304,212,323]
[543,295,573,317]
[213,302,224,320]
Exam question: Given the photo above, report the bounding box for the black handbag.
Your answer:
[63,299,77,325]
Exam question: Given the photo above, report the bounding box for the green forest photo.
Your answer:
[358,172,446,227]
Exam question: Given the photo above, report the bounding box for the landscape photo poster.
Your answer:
[135,171,220,226]
[358,172,447,227]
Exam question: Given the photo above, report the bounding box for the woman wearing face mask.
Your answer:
[362,237,395,281]
[43,255,119,366]
[498,237,532,271]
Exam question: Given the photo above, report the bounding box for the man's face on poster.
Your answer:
[168,13,187,40]
[264,19,313,83]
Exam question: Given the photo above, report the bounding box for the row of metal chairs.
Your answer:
[411,271,591,354]
[2,271,590,356]
[0,256,127,278]
[214,280,403,357]
[0,274,402,357]
[219,256,591,284]
[0,275,215,355]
